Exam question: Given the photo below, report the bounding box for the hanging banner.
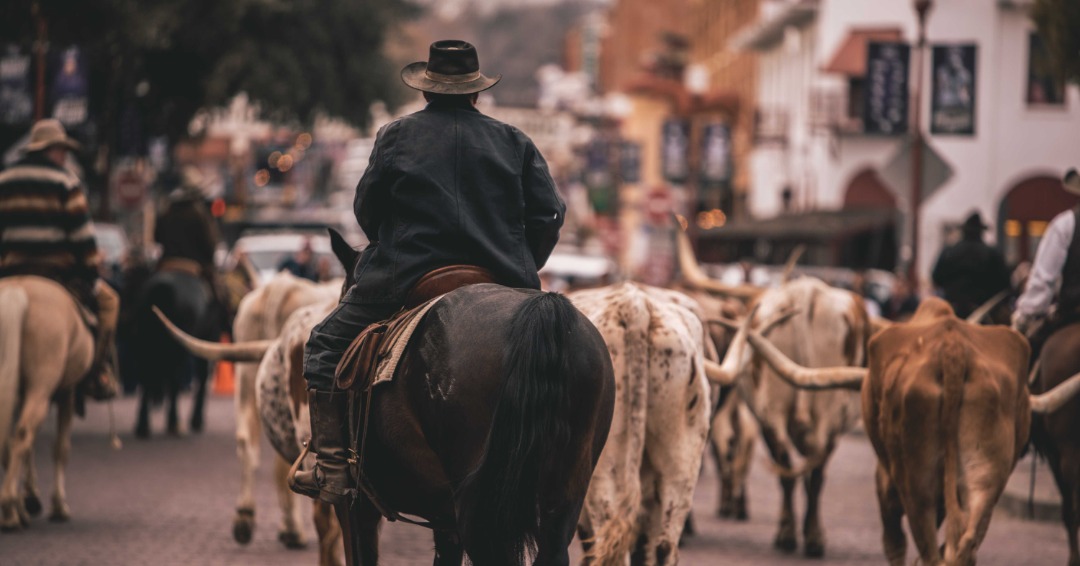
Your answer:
[863,41,910,136]
[931,44,977,135]
[661,118,689,183]
[51,46,88,127]
[700,123,731,184]
[619,140,641,184]
[0,45,32,125]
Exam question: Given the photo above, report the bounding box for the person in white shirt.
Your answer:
[1012,169,1080,348]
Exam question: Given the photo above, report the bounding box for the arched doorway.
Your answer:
[997,176,1080,266]
[840,169,899,270]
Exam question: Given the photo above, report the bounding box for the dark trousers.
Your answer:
[304,301,401,391]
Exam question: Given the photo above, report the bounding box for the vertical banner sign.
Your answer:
[863,42,910,136]
[585,138,614,214]
[619,141,641,184]
[51,46,88,127]
[661,118,690,183]
[700,123,731,184]
[0,45,32,125]
[930,44,977,135]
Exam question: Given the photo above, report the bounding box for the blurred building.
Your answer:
[714,0,1080,285]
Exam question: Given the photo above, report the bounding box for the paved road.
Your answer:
[1,394,1071,565]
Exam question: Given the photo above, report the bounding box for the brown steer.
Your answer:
[745,297,1080,566]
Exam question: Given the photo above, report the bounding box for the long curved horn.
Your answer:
[674,219,761,301]
[966,290,1009,324]
[1030,371,1080,414]
[702,306,799,385]
[870,317,893,335]
[152,306,273,362]
[781,244,805,283]
[743,327,867,390]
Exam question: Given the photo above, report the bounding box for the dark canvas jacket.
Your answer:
[154,194,220,269]
[931,235,1011,318]
[344,98,565,304]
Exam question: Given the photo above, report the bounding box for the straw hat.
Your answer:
[400,40,501,95]
[25,118,81,153]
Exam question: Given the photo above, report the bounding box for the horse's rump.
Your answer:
[132,270,215,396]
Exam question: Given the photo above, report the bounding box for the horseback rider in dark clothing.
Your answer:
[290,40,566,506]
[931,211,1011,319]
[153,167,227,325]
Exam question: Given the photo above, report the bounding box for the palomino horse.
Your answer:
[130,266,220,437]
[0,276,94,530]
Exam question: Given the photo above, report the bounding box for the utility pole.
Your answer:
[909,0,932,288]
[32,1,47,121]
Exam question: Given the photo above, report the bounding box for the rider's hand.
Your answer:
[1011,311,1040,336]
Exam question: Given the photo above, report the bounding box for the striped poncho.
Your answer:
[0,152,101,285]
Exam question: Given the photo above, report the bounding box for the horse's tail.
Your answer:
[457,292,579,565]
[0,285,29,456]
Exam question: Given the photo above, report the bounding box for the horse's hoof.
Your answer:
[233,511,254,545]
[48,507,70,523]
[0,521,20,533]
[135,425,150,439]
[24,495,42,517]
[166,425,182,437]
[804,540,825,558]
[190,417,204,433]
[774,533,798,553]
[278,530,307,549]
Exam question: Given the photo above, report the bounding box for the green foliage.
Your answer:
[1031,0,1080,84]
[0,0,419,142]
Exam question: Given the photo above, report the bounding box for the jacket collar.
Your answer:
[425,97,480,112]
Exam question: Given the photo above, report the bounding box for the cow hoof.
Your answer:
[233,510,255,545]
[48,508,70,523]
[774,534,797,553]
[24,495,42,517]
[735,508,749,521]
[135,424,150,439]
[278,530,307,549]
[190,416,204,434]
[0,521,20,533]
[804,540,825,558]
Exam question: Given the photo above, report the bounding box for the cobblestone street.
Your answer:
[1,394,1071,565]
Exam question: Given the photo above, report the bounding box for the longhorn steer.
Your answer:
[746,297,1080,565]
[569,282,712,566]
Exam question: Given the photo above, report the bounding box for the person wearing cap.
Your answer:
[931,211,1011,319]
[0,118,119,400]
[292,40,566,504]
[1013,169,1080,342]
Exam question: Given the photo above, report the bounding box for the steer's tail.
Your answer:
[939,332,968,556]
[457,292,580,565]
[0,285,28,457]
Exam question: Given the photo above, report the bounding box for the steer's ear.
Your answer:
[328,228,360,272]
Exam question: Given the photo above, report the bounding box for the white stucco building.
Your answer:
[731,0,1080,285]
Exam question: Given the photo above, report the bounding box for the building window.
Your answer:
[847,77,865,122]
[1027,33,1065,106]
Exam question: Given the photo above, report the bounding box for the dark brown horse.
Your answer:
[328,239,616,565]
[1032,322,1080,566]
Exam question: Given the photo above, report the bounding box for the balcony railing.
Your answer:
[753,108,789,146]
[809,88,864,135]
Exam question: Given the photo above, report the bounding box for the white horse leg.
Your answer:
[49,392,75,522]
[1,393,50,531]
[274,455,306,548]
[233,363,261,544]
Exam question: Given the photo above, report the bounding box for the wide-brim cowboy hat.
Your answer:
[401,40,501,95]
[1064,168,1080,196]
[25,118,81,153]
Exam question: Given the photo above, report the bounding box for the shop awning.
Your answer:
[823,28,903,76]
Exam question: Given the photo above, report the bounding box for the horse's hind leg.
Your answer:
[1,393,51,531]
[433,530,463,566]
[49,391,75,522]
[534,499,585,566]
[167,382,181,436]
[274,456,306,549]
[135,389,151,439]
[190,357,209,433]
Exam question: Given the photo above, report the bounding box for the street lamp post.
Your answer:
[909,0,932,288]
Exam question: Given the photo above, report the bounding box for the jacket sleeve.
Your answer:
[1017,211,1074,317]
[354,124,395,242]
[521,139,565,269]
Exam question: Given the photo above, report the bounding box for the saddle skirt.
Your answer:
[334,295,446,391]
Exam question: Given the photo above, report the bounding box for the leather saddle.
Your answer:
[334,265,496,391]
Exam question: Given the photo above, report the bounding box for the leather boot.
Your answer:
[289,389,354,505]
[84,327,120,401]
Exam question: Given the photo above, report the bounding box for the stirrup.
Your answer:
[287,441,319,499]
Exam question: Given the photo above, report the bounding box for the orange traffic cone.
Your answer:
[213,333,236,396]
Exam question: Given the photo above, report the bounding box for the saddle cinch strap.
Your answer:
[333,264,496,392]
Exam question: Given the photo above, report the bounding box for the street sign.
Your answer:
[879,134,954,206]
[113,161,146,209]
[864,42,910,136]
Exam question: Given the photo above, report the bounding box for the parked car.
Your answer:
[94,222,130,282]
[225,231,347,285]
